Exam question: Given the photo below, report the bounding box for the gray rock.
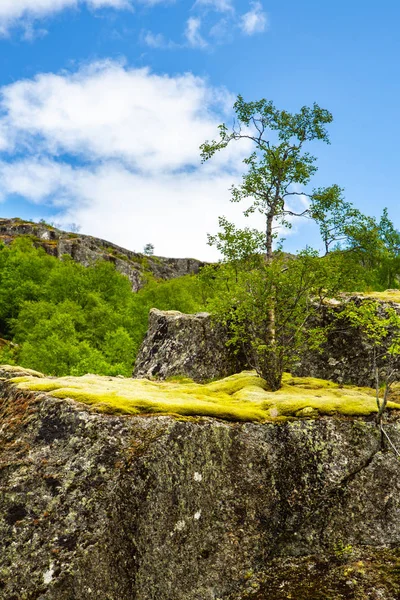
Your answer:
[295,295,400,387]
[135,296,400,388]
[133,308,247,382]
[1,367,400,599]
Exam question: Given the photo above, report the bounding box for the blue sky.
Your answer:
[0,1,399,259]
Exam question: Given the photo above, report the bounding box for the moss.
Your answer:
[359,289,400,303]
[236,547,400,600]
[13,370,400,422]
[165,375,196,383]
[2,365,44,378]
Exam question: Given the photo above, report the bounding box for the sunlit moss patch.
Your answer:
[12,370,400,422]
[1,365,44,379]
[359,290,400,303]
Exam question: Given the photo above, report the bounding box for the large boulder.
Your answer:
[1,367,400,599]
[295,295,400,387]
[135,295,400,388]
[133,308,247,382]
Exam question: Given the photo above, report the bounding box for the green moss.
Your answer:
[165,375,196,383]
[359,289,400,303]
[13,370,400,422]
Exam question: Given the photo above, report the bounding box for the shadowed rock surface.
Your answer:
[295,295,400,387]
[2,366,400,599]
[133,308,247,382]
[0,218,204,291]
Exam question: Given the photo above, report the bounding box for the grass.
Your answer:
[10,370,400,422]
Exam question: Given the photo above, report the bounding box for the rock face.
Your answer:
[0,218,204,291]
[295,296,400,387]
[2,366,400,599]
[133,309,247,382]
[135,297,400,387]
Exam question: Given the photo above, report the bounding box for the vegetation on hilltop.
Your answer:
[0,237,206,376]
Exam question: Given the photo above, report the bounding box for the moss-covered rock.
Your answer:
[2,366,400,599]
[13,369,399,421]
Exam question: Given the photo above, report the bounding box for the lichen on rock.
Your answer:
[2,365,400,599]
[133,308,248,382]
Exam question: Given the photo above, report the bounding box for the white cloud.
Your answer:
[0,61,235,171]
[194,0,233,13]
[0,158,74,203]
[185,17,208,49]
[240,1,267,35]
[209,18,232,43]
[0,61,255,259]
[142,30,167,48]
[0,0,131,34]
[0,158,257,260]
[141,30,178,49]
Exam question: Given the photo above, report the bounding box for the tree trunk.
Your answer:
[266,213,273,262]
[265,212,276,379]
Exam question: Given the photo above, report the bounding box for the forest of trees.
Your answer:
[0,237,206,376]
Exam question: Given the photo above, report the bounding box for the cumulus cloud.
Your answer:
[0,61,254,259]
[0,61,238,172]
[0,0,131,34]
[240,1,268,35]
[0,158,255,260]
[0,158,74,203]
[185,17,208,49]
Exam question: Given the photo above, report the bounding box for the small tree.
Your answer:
[200,96,351,389]
[376,208,400,289]
[339,299,400,425]
[203,227,342,390]
[143,243,155,256]
[321,206,400,289]
[200,95,339,261]
[310,186,360,255]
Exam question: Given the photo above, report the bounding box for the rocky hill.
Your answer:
[2,365,400,599]
[0,218,204,291]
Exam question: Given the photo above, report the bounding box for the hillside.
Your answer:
[0,218,204,291]
[0,230,208,377]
